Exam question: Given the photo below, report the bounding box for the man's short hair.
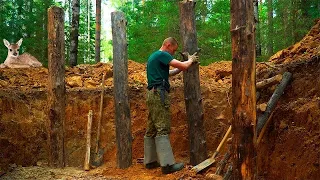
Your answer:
[163,37,178,46]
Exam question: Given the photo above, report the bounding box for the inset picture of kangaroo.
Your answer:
[0,38,42,68]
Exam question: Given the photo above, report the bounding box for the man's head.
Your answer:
[161,37,178,56]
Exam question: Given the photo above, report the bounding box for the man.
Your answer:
[144,37,198,174]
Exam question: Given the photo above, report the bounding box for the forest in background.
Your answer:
[0,0,319,66]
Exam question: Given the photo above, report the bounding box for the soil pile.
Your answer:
[0,19,319,179]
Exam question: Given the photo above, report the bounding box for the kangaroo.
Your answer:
[1,38,42,68]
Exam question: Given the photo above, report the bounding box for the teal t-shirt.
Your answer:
[147,50,173,90]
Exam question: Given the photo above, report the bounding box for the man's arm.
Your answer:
[169,52,198,71]
[169,68,182,76]
[169,59,193,71]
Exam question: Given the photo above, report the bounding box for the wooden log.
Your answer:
[47,6,66,168]
[111,11,132,169]
[69,0,80,67]
[84,110,93,171]
[256,71,292,135]
[257,103,267,112]
[205,173,223,180]
[256,74,282,89]
[179,0,207,166]
[95,0,102,63]
[223,165,233,180]
[215,148,231,175]
[256,111,274,145]
[230,0,256,178]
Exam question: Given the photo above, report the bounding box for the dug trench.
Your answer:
[0,20,319,180]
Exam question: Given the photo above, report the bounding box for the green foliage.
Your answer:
[77,0,96,64]
[0,0,55,65]
[112,0,319,64]
[0,0,319,66]
[197,0,231,65]
[116,0,180,63]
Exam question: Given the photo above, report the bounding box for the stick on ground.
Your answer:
[84,110,93,171]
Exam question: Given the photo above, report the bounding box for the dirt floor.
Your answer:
[0,19,319,179]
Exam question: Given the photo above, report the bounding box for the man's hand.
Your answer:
[188,52,199,63]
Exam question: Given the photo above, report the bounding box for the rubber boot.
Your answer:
[155,135,184,174]
[144,136,160,169]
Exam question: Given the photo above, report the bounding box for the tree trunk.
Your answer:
[111,11,132,169]
[267,0,273,57]
[70,0,80,67]
[179,0,207,166]
[95,0,102,63]
[87,0,90,63]
[47,6,66,168]
[253,0,261,57]
[230,0,256,179]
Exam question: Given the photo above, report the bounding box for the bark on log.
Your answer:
[256,112,274,145]
[111,11,132,169]
[84,110,93,171]
[69,0,80,67]
[256,74,282,89]
[215,148,231,175]
[256,72,292,135]
[95,0,101,63]
[47,6,66,168]
[223,165,233,180]
[205,173,223,180]
[179,0,207,166]
[230,0,256,179]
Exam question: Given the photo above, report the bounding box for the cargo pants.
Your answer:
[145,88,171,137]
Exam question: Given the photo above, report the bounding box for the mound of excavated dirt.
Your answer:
[269,19,320,64]
[0,19,319,180]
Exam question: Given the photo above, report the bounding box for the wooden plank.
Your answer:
[230,0,256,178]
[111,11,132,169]
[47,6,66,168]
[179,0,207,166]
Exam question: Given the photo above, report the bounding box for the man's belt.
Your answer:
[148,85,167,105]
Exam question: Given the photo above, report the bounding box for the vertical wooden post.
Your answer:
[95,0,102,63]
[84,110,93,171]
[230,0,256,179]
[111,11,132,169]
[179,0,207,166]
[47,6,66,168]
[70,0,80,67]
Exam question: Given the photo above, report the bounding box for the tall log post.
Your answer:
[47,6,66,168]
[179,0,207,166]
[95,0,102,63]
[111,11,132,169]
[230,0,256,179]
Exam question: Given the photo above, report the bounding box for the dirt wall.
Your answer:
[0,82,232,170]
